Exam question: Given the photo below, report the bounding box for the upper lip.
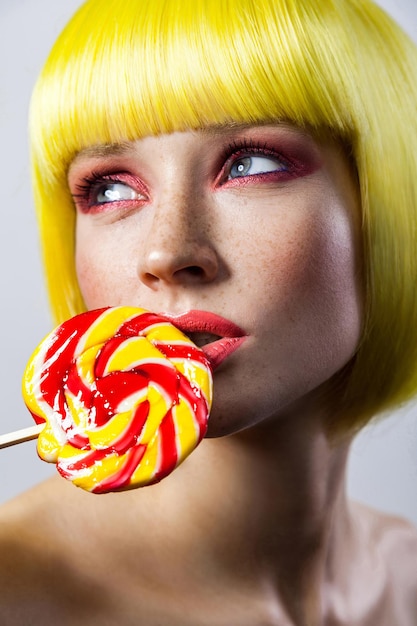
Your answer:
[161,310,246,345]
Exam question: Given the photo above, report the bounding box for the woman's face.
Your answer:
[69,124,362,436]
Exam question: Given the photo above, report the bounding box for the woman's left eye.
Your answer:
[228,154,288,179]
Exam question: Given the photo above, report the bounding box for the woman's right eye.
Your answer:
[71,173,148,212]
[94,182,140,204]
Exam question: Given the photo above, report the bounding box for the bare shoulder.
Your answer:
[354,501,417,569]
[0,481,63,623]
[351,501,417,624]
[0,477,197,625]
[0,479,118,625]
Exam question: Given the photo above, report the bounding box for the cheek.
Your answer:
[285,212,363,374]
[238,198,363,352]
[75,224,131,309]
[233,210,351,302]
[291,213,359,298]
[75,247,104,308]
[285,185,359,298]
[299,217,362,344]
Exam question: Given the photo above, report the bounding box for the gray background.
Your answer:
[0,0,416,525]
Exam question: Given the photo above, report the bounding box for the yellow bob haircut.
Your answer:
[30,0,417,435]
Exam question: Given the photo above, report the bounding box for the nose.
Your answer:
[137,194,220,289]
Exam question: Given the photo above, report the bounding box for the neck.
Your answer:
[167,403,354,624]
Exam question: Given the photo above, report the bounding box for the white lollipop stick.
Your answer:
[0,424,43,450]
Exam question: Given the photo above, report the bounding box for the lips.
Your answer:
[161,310,247,371]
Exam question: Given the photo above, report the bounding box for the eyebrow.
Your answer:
[71,120,317,164]
[72,141,136,162]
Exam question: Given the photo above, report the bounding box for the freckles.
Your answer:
[75,228,147,310]
[294,216,362,349]
[297,228,354,307]
[253,204,360,331]
[75,250,99,306]
[75,246,111,307]
[262,221,314,296]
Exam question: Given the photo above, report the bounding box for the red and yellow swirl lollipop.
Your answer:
[22,307,213,493]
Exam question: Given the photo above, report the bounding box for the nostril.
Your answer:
[169,265,206,283]
[187,266,205,276]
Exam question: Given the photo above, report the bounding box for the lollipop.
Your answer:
[22,307,213,493]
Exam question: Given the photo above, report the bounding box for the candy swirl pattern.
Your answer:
[22,307,213,493]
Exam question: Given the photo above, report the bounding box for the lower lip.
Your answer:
[201,336,247,371]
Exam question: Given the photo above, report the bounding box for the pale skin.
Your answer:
[0,124,416,625]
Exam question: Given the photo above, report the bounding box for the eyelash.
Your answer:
[222,139,284,164]
[72,171,130,202]
[71,140,294,211]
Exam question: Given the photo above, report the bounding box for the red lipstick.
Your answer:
[161,311,247,370]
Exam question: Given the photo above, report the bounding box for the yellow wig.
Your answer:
[30,0,417,433]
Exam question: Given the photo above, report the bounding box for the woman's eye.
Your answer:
[94,182,140,204]
[228,154,288,179]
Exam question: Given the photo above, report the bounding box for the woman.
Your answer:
[1,0,417,623]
